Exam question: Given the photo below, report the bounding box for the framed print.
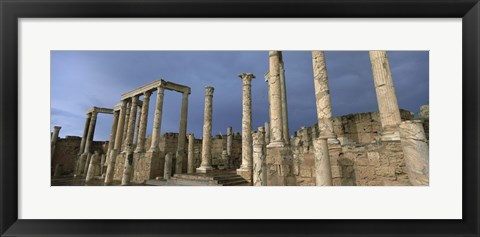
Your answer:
[1,0,479,236]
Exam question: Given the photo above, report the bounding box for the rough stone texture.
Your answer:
[135,91,151,153]
[253,127,266,186]
[197,86,214,173]
[267,51,285,146]
[105,100,127,185]
[399,121,429,185]
[266,146,296,186]
[419,104,429,140]
[237,73,255,178]
[164,152,173,179]
[86,152,101,182]
[313,138,333,186]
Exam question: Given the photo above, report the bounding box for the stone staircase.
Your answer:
[146,170,250,186]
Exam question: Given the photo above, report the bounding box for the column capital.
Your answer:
[238,73,256,84]
[131,95,139,103]
[157,86,165,94]
[205,86,214,96]
[269,50,281,57]
[53,126,62,131]
[144,90,152,97]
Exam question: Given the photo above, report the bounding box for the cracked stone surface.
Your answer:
[312,51,336,139]
[399,121,429,185]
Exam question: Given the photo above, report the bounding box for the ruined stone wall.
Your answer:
[51,136,108,175]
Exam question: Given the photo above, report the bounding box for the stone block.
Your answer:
[375,167,396,178]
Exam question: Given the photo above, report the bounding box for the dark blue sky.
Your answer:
[51,51,429,141]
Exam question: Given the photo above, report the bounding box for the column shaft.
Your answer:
[83,112,98,154]
[197,87,214,173]
[78,114,91,155]
[187,134,195,173]
[135,91,152,153]
[253,127,266,186]
[175,92,189,174]
[121,102,131,151]
[238,73,255,172]
[399,121,429,185]
[313,138,333,186]
[51,126,61,161]
[133,105,142,145]
[121,96,139,185]
[267,51,284,147]
[105,100,127,185]
[279,61,290,144]
[106,111,119,160]
[149,87,165,152]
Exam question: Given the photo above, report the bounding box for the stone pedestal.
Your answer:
[313,138,333,186]
[253,127,266,186]
[164,152,173,179]
[399,120,429,185]
[197,87,214,173]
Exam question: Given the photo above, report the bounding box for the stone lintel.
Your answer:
[113,103,122,111]
[121,79,191,100]
[86,107,114,115]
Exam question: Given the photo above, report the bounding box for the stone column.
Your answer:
[279,59,290,144]
[175,91,189,174]
[312,51,338,143]
[164,152,173,179]
[149,87,165,152]
[264,122,270,144]
[226,126,233,168]
[78,114,91,155]
[83,112,97,154]
[121,102,131,151]
[267,51,285,147]
[369,51,402,141]
[86,152,100,183]
[313,137,333,186]
[100,154,106,175]
[135,91,152,153]
[399,121,429,185]
[121,96,139,185]
[51,126,61,161]
[253,127,266,186]
[106,110,120,163]
[187,133,195,173]
[197,86,214,173]
[133,105,142,145]
[237,73,255,179]
[105,100,127,185]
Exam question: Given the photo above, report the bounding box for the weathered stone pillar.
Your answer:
[197,86,214,173]
[279,60,290,144]
[100,154,106,175]
[86,152,100,183]
[78,114,91,155]
[51,126,61,161]
[106,110,120,162]
[369,51,402,141]
[267,51,285,147]
[226,126,233,168]
[135,91,152,153]
[121,102,131,151]
[133,105,142,145]
[105,100,127,185]
[264,122,270,144]
[237,73,255,179]
[121,96,139,185]
[312,51,338,143]
[253,127,266,186]
[164,152,173,179]
[187,134,195,173]
[83,112,98,154]
[175,92,189,174]
[399,121,429,185]
[149,87,165,152]
[313,137,333,186]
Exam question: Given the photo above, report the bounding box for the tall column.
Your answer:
[164,152,173,179]
[121,102,131,151]
[105,100,127,185]
[85,152,100,183]
[279,59,290,144]
[237,73,255,178]
[83,112,98,154]
[264,122,270,144]
[135,91,152,153]
[121,96,139,185]
[106,111,120,161]
[313,137,333,186]
[226,126,233,156]
[78,114,91,155]
[369,50,402,141]
[175,91,189,174]
[312,51,339,143]
[187,133,195,173]
[197,86,214,173]
[267,51,285,147]
[399,121,429,185]
[133,105,142,145]
[253,127,266,186]
[149,87,165,152]
[51,126,61,161]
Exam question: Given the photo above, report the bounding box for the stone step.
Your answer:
[221,179,250,186]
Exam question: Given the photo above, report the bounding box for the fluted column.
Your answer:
[312,51,338,143]
[78,114,91,155]
[149,87,165,152]
[175,92,189,174]
[121,96,139,185]
[187,134,195,173]
[237,73,255,175]
[253,127,266,186]
[51,126,61,161]
[197,86,214,173]
[135,91,152,153]
[105,100,127,185]
[279,60,290,144]
[369,51,401,140]
[267,51,285,147]
[313,137,333,186]
[106,111,119,160]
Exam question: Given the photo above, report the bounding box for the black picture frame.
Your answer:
[1,0,479,236]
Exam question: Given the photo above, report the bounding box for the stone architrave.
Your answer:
[313,137,333,186]
[237,73,256,179]
[51,126,61,161]
[164,152,173,179]
[253,127,266,186]
[279,60,290,144]
[86,152,100,183]
[105,100,127,185]
[197,86,215,173]
[78,114,91,155]
[369,51,402,141]
[399,121,429,185]
[149,87,165,152]
[312,51,338,143]
[226,127,233,168]
[135,91,152,153]
[187,133,195,173]
[121,96,139,185]
[175,92,189,174]
[267,51,285,147]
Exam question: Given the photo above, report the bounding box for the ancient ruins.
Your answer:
[51,51,429,186]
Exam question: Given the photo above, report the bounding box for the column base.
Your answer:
[196,165,214,173]
[236,167,253,181]
[380,131,401,141]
